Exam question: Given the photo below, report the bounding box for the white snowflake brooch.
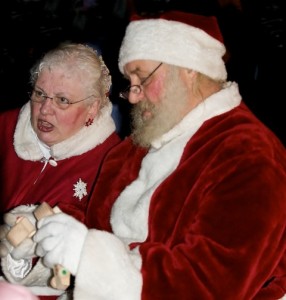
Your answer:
[73,178,87,200]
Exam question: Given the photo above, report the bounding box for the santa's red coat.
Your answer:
[85,101,286,299]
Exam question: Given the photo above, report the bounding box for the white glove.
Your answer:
[0,205,53,286]
[0,205,38,260]
[34,213,88,275]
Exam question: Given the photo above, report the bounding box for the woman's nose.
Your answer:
[39,98,54,113]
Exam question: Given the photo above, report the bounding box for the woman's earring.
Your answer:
[85,118,94,127]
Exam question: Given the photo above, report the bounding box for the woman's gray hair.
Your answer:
[29,43,112,109]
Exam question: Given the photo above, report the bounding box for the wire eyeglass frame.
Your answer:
[119,62,163,100]
[29,89,95,110]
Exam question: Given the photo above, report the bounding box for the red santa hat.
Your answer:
[118,11,227,81]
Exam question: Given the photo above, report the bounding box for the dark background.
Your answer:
[0,0,285,144]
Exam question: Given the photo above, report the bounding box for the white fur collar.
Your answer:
[14,102,116,161]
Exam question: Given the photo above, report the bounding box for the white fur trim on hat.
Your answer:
[118,18,227,81]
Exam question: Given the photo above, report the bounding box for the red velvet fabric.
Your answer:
[86,102,286,299]
[0,107,121,300]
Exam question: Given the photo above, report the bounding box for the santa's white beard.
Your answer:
[131,70,189,148]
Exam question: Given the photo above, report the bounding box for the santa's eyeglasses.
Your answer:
[119,62,163,100]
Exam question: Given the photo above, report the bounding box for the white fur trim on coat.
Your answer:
[111,82,241,243]
[14,101,116,161]
[74,230,142,300]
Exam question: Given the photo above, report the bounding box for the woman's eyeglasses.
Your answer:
[29,90,95,110]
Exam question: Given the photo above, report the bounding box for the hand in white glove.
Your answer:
[0,205,38,260]
[33,213,88,275]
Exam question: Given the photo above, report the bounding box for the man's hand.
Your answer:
[34,213,88,275]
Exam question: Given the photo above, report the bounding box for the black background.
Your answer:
[0,0,285,143]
